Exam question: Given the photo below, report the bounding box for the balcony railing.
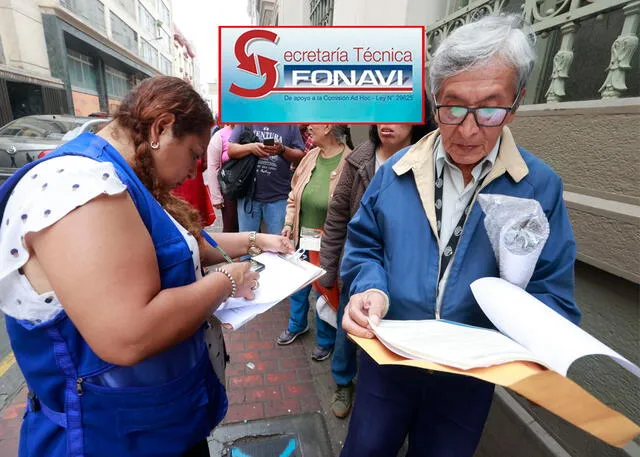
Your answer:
[426,0,640,103]
[60,0,106,35]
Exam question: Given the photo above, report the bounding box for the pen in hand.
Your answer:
[216,246,234,264]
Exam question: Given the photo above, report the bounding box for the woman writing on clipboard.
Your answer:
[0,76,292,457]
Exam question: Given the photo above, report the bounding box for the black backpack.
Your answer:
[218,126,259,200]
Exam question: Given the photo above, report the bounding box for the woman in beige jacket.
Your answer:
[277,125,353,362]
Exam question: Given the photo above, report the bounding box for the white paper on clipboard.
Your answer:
[214,252,325,329]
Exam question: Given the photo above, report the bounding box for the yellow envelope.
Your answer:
[352,335,640,448]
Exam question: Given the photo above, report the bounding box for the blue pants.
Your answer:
[288,284,336,349]
[340,352,494,457]
[331,288,358,385]
[237,197,287,235]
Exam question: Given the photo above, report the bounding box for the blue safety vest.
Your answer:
[0,133,227,457]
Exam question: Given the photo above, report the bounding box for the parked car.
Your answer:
[0,114,110,185]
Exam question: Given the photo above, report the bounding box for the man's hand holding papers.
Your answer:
[342,289,390,339]
[362,279,640,376]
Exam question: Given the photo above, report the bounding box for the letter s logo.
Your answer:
[229,29,279,99]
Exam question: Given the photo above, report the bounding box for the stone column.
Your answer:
[545,21,578,103]
[599,1,640,99]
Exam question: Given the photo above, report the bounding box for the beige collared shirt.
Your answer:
[434,137,500,308]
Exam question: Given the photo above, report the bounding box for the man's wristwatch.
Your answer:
[248,231,262,256]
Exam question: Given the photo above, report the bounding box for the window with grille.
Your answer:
[61,0,106,33]
[159,55,171,75]
[140,38,158,69]
[159,29,171,52]
[67,50,98,93]
[159,1,170,26]
[114,0,135,18]
[449,0,469,15]
[111,12,137,51]
[138,2,156,37]
[309,0,334,26]
[106,66,132,99]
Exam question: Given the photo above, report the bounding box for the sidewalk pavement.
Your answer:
[220,295,350,454]
[208,216,350,453]
[0,386,26,456]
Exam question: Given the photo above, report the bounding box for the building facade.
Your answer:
[172,25,197,87]
[0,0,176,121]
[253,1,640,456]
[0,0,68,125]
[249,0,448,27]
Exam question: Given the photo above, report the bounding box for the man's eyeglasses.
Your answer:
[434,96,520,127]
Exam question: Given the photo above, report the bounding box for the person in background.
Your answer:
[319,114,436,419]
[277,125,354,362]
[228,124,305,234]
[299,124,315,152]
[172,154,215,227]
[208,124,238,232]
[339,15,580,457]
[210,114,222,138]
[0,76,292,457]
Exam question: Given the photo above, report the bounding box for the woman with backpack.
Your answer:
[207,123,238,232]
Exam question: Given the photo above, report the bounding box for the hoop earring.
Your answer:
[150,141,160,150]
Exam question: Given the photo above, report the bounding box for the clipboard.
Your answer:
[214,252,326,330]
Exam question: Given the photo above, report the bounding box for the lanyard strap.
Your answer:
[434,166,484,283]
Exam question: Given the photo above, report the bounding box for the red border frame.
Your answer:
[218,25,426,125]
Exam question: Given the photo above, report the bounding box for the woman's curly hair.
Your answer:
[113,76,214,250]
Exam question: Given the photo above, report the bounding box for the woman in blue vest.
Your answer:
[0,76,292,457]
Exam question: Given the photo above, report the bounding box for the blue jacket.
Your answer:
[0,133,227,457]
[341,128,581,328]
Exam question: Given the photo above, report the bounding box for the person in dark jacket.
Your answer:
[319,110,435,418]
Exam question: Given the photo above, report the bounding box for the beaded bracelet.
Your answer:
[214,267,237,298]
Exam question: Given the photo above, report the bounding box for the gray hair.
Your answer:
[330,125,353,148]
[429,14,536,102]
[331,125,347,142]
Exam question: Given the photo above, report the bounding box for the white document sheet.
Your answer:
[372,319,549,371]
[471,277,640,377]
[214,300,279,330]
[213,252,325,329]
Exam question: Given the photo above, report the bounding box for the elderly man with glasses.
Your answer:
[339,14,581,457]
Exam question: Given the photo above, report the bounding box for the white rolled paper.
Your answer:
[478,194,550,289]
